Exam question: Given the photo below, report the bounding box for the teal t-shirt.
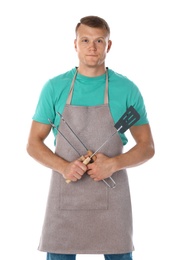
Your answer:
[33,67,149,145]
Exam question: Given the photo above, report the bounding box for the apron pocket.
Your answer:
[60,174,108,210]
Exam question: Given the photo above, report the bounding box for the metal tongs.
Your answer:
[48,106,140,188]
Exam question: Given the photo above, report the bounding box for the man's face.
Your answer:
[74,24,112,68]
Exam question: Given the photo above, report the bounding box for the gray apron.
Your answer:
[38,69,134,254]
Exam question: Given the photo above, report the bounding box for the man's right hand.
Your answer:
[63,159,87,182]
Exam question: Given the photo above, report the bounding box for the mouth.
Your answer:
[87,54,97,56]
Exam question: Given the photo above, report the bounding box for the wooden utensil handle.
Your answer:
[65,150,96,183]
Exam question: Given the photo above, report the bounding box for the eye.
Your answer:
[96,39,103,43]
[82,38,89,43]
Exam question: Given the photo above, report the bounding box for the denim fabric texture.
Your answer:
[47,253,133,260]
[47,254,76,260]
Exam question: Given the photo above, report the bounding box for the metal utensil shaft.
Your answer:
[57,111,88,151]
[89,126,122,159]
[48,119,81,157]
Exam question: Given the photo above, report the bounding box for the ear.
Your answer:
[74,39,77,51]
[107,40,112,53]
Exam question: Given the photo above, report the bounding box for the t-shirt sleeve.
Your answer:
[32,80,55,124]
[127,82,149,126]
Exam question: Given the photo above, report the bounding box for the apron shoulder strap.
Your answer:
[66,69,78,105]
[104,67,109,104]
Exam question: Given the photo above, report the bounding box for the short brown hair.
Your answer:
[75,16,110,36]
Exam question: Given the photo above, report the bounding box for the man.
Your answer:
[26,15,155,260]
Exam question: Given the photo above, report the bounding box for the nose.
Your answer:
[89,41,97,50]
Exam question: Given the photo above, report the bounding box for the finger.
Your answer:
[86,169,92,176]
[87,163,93,171]
[66,175,78,182]
[75,160,87,172]
[71,177,78,182]
[73,172,83,180]
[66,175,79,183]
[88,172,96,179]
[76,166,87,176]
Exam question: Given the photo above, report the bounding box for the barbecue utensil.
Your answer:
[49,105,140,188]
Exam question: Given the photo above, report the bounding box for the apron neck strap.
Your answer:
[66,68,109,105]
[67,68,78,105]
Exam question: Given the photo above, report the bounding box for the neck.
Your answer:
[77,65,106,77]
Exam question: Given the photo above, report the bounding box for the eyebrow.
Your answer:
[79,36,106,40]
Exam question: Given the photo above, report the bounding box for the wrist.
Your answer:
[111,154,125,172]
[110,156,120,173]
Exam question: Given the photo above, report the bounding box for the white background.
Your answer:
[0,0,191,259]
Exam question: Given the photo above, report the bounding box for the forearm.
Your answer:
[26,141,68,174]
[111,142,155,172]
[86,141,155,181]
